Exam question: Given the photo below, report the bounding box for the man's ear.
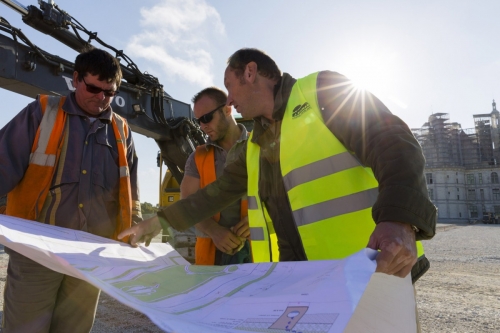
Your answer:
[72,71,79,88]
[223,105,232,116]
[244,62,258,83]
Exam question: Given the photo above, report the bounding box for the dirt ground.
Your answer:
[415,224,500,333]
[0,224,498,332]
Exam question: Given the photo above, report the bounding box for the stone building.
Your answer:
[412,100,500,222]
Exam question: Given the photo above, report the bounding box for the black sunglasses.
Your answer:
[195,103,226,124]
[81,77,119,97]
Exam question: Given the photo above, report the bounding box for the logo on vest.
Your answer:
[292,102,311,118]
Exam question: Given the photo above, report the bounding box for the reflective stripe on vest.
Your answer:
[247,144,280,263]
[29,96,62,167]
[7,95,67,221]
[248,72,424,262]
[7,95,133,242]
[194,145,248,265]
[110,113,134,242]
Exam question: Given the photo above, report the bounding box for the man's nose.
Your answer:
[96,91,106,100]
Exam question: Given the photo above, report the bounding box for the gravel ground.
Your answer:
[0,223,498,332]
[416,223,500,333]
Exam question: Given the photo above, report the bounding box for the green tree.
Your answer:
[141,202,158,215]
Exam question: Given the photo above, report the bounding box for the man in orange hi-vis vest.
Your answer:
[181,87,251,265]
[0,48,141,333]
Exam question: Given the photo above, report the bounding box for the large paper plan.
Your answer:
[0,215,416,333]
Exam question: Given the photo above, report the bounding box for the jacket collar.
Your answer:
[251,72,297,143]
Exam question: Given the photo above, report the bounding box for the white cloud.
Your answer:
[126,0,225,87]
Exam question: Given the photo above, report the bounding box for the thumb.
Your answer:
[366,233,378,250]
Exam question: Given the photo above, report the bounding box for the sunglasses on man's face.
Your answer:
[82,77,119,97]
[194,104,226,125]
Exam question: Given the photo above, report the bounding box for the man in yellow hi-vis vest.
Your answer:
[120,48,436,281]
[181,87,250,265]
[0,48,141,333]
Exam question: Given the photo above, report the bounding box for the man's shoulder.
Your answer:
[195,143,213,154]
[315,71,349,89]
[184,150,200,179]
[18,96,44,119]
[111,110,123,120]
[187,149,197,162]
[236,124,249,142]
[225,139,247,167]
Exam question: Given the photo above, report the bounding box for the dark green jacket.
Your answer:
[159,71,437,281]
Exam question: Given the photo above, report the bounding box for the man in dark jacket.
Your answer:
[120,48,436,281]
[1,48,141,333]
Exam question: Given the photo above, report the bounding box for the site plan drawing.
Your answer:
[0,214,416,333]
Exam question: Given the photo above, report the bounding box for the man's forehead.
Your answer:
[194,95,218,115]
[223,67,236,83]
[83,73,117,88]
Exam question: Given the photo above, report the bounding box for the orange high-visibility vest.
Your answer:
[6,95,134,242]
[194,145,248,265]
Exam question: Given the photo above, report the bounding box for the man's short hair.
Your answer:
[192,87,227,106]
[227,48,281,81]
[74,47,122,87]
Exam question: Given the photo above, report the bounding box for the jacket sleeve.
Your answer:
[316,71,437,240]
[158,141,249,231]
[0,99,42,197]
[126,127,142,222]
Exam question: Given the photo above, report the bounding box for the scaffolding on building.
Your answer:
[415,101,500,222]
[412,101,500,169]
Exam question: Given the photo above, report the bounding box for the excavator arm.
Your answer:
[0,0,203,259]
[0,0,206,183]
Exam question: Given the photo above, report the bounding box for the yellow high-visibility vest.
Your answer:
[248,72,424,262]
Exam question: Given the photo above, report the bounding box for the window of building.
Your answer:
[469,205,478,218]
[426,173,433,184]
[480,189,485,200]
[482,205,486,213]
[457,195,460,200]
[456,179,458,184]
[467,189,476,200]
[478,173,483,184]
[493,189,500,200]
[457,188,459,192]
[492,172,499,184]
[494,206,500,215]
[467,174,475,184]
[459,212,462,217]
[428,189,434,200]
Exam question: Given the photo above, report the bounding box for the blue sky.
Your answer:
[1,0,500,204]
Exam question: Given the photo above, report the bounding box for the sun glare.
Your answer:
[342,49,400,98]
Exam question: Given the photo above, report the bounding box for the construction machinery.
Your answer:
[0,0,203,261]
[481,212,498,224]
